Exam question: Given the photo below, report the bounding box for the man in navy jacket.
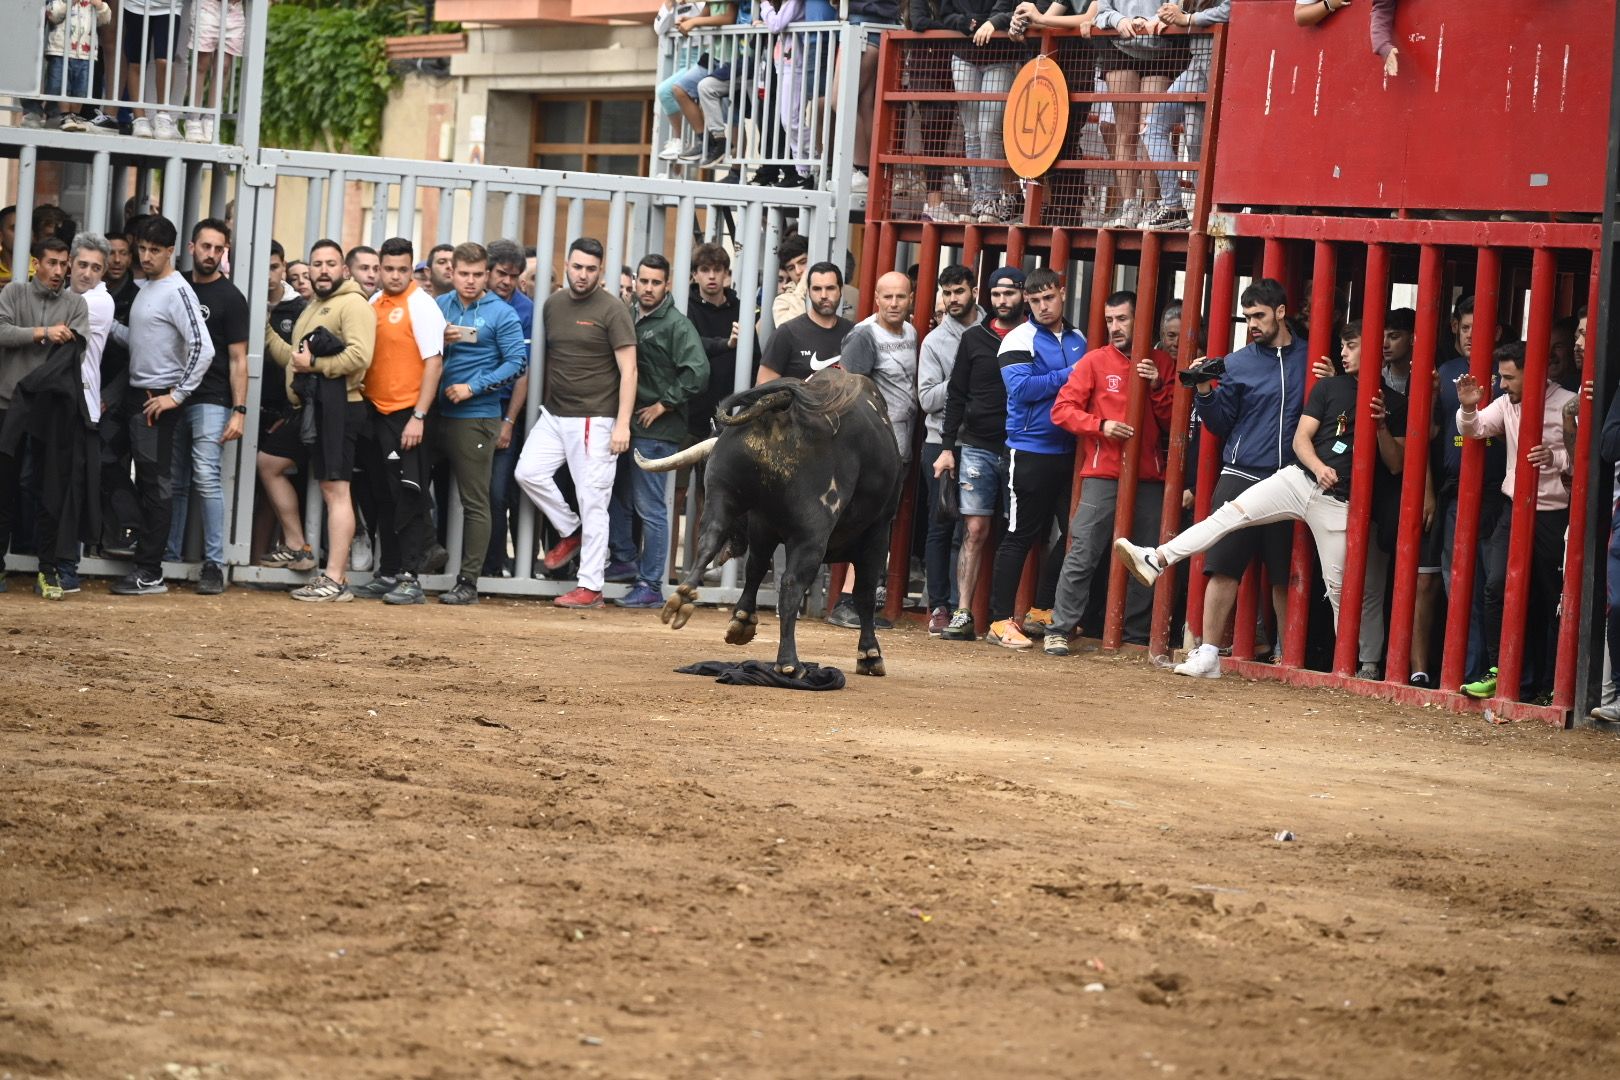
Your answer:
[983,266,1086,649]
[1177,277,1309,678]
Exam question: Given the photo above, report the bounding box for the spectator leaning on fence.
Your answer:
[1044,289,1175,655]
[111,215,213,597]
[607,253,710,610]
[916,263,982,634]
[263,239,376,604]
[23,0,111,132]
[1140,2,1228,231]
[166,217,250,597]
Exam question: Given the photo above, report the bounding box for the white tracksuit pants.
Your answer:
[1159,465,1389,665]
[514,411,619,592]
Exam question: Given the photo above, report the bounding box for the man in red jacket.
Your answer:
[1043,290,1175,655]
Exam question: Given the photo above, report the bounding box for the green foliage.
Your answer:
[263,2,454,154]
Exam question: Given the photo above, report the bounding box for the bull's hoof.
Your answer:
[725,609,759,646]
[775,662,799,678]
[856,649,886,678]
[662,584,699,629]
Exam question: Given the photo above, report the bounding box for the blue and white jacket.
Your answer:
[1193,334,1310,480]
[997,316,1086,455]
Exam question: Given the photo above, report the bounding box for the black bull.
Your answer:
[634,371,903,677]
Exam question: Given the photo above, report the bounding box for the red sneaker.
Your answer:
[542,532,582,571]
[554,586,604,608]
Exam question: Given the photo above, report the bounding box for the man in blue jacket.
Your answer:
[433,242,528,605]
[1177,277,1309,678]
[984,266,1086,649]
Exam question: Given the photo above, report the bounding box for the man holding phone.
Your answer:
[432,242,528,605]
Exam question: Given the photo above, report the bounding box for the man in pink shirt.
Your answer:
[1455,341,1575,700]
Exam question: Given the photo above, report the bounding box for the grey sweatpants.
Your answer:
[1158,465,1388,665]
[1051,478,1163,642]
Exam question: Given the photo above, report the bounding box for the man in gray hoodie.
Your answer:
[110,215,213,596]
[916,263,982,634]
[0,236,88,590]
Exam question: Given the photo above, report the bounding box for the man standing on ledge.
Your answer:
[515,237,638,608]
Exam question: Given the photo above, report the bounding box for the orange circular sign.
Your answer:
[1003,55,1070,180]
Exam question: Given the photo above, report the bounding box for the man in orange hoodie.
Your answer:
[1043,290,1175,655]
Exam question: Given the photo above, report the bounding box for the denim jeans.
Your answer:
[483,419,521,576]
[609,436,678,585]
[28,55,91,115]
[166,402,230,565]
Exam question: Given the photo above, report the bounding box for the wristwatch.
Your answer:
[412,410,427,421]
[232,404,248,415]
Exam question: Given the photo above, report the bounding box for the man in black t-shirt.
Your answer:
[165,217,250,594]
[1115,323,1407,676]
[758,262,854,383]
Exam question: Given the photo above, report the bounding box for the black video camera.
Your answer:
[1177,355,1226,388]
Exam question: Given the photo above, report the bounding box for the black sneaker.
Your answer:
[196,562,226,595]
[1408,672,1433,689]
[939,607,976,641]
[439,576,479,605]
[110,570,167,595]
[699,134,727,168]
[422,543,450,575]
[824,596,860,628]
[351,574,399,600]
[383,574,426,605]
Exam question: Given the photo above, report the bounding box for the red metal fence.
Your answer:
[859,18,1605,727]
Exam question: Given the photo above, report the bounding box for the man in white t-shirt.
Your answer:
[824,269,917,630]
[839,270,919,463]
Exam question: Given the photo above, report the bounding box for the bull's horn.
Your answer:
[718,389,795,427]
[635,437,717,472]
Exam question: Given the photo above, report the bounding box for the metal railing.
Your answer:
[869,26,1224,231]
[651,18,900,263]
[2,0,265,148]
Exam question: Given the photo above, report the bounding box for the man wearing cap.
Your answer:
[930,265,1027,641]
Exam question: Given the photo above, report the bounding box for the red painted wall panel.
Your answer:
[1213,0,1613,215]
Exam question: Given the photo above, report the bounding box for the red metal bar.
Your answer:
[1281,239,1339,668]
[1188,25,1227,232]
[1440,250,1502,690]
[1185,238,1237,645]
[1334,243,1390,676]
[1221,213,1601,254]
[1232,563,1260,657]
[1554,262,1601,711]
[858,220,884,321]
[1049,229,1072,286]
[865,30,902,224]
[1151,229,1211,659]
[1224,657,1564,727]
[1103,232,1161,649]
[1005,227,1026,278]
[962,224,983,308]
[1496,249,1558,703]
[1384,243,1444,682]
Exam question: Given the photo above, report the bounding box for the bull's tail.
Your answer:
[635,436,717,473]
[715,384,798,428]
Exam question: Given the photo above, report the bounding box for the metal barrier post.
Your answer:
[1557,262,1603,713]
[1440,249,1502,690]
[1385,242,1443,683]
[1334,242,1390,676]
[1103,231,1160,649]
[1282,238,1337,667]
[1185,236,1236,647]
[1495,248,1558,702]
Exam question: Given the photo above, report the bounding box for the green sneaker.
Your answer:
[1461,667,1498,699]
[35,570,63,601]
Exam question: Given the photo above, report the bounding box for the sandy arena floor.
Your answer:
[2,585,1618,1079]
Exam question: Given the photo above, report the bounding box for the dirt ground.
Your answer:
[2,585,1619,1080]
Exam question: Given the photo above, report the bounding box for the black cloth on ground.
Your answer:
[676,659,846,691]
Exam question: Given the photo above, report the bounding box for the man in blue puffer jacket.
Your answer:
[1176,277,1309,678]
[983,266,1087,649]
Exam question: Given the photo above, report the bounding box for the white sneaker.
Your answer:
[131,116,153,138]
[1589,701,1620,723]
[1114,537,1163,587]
[849,170,869,193]
[184,116,208,143]
[1174,642,1223,679]
[59,115,88,133]
[656,137,682,161]
[152,113,181,141]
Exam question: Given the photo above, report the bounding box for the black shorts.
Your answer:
[1091,39,1190,78]
[1202,471,1296,581]
[257,414,306,462]
[122,12,179,63]
[1418,517,1444,575]
[313,402,367,483]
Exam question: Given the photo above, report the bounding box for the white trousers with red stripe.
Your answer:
[515,410,619,591]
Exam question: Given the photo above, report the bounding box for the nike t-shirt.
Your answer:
[762,312,854,381]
